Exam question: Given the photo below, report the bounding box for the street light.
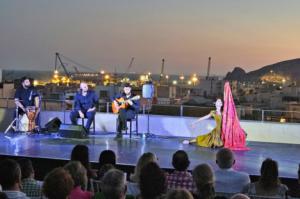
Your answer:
[172,80,177,85]
[192,76,198,86]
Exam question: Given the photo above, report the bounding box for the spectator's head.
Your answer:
[101,169,127,199]
[172,150,190,171]
[231,193,250,199]
[166,188,194,199]
[0,159,21,190]
[216,148,235,169]
[98,163,115,180]
[71,145,90,170]
[192,164,215,199]
[18,158,34,179]
[80,82,89,92]
[139,162,166,199]
[259,158,280,190]
[42,167,74,199]
[98,150,116,168]
[131,152,157,182]
[64,161,88,190]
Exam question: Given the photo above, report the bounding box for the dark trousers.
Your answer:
[70,110,95,131]
[117,109,135,133]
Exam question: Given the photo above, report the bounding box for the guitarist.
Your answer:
[112,83,140,139]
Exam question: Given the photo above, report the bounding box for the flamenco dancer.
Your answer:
[183,82,248,150]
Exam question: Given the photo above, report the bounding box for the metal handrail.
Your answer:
[0,97,299,123]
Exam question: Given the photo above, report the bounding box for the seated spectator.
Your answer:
[127,152,157,196]
[138,162,166,199]
[42,167,74,199]
[71,144,97,191]
[166,188,194,199]
[230,193,250,199]
[166,150,196,193]
[0,159,29,199]
[214,148,250,194]
[18,158,42,198]
[98,164,115,180]
[192,163,215,199]
[242,158,288,198]
[94,169,134,199]
[98,150,116,179]
[64,161,93,199]
[71,145,97,179]
[287,163,300,197]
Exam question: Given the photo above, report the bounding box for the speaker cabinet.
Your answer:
[58,124,87,138]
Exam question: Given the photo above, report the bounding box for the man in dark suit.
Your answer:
[70,82,98,134]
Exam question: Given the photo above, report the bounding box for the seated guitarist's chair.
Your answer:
[125,113,138,138]
[116,113,139,138]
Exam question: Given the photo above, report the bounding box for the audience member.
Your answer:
[64,161,93,199]
[242,158,288,198]
[18,158,42,198]
[42,167,74,199]
[166,150,196,193]
[98,150,116,179]
[166,188,194,199]
[287,163,300,197]
[98,163,115,180]
[230,193,250,199]
[138,162,166,199]
[94,169,133,199]
[214,148,250,193]
[0,159,29,199]
[71,145,96,179]
[127,152,157,196]
[192,163,215,199]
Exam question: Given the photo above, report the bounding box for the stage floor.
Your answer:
[0,132,299,179]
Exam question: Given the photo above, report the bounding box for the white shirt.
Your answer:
[215,168,251,194]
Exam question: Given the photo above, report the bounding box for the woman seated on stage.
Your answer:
[184,82,248,150]
[183,98,223,148]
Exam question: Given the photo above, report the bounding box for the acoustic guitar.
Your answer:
[112,95,140,113]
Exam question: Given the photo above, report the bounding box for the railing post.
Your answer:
[6,97,9,108]
[180,105,183,117]
[106,102,110,113]
[262,110,264,122]
[142,104,146,114]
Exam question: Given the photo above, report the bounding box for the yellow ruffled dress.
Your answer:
[196,111,223,147]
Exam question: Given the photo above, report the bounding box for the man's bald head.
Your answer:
[80,82,88,92]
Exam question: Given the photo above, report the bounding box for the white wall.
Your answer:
[38,111,300,144]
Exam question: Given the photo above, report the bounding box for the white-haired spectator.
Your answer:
[64,161,93,199]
